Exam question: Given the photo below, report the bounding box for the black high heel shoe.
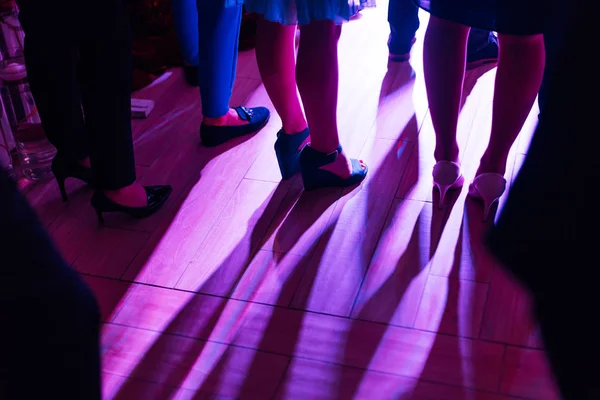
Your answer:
[299,145,368,191]
[51,155,95,202]
[90,185,172,224]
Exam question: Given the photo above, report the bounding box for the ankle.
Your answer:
[434,145,460,164]
[282,122,308,135]
[309,142,340,155]
[202,113,229,126]
[477,155,507,176]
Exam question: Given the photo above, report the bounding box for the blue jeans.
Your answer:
[171,0,242,118]
[387,0,493,55]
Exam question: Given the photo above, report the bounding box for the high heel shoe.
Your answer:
[299,145,368,191]
[51,155,95,202]
[468,173,506,222]
[432,161,464,208]
[274,127,310,180]
[90,185,172,224]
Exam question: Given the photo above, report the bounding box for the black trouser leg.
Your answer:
[17,0,136,190]
[19,6,89,162]
[78,0,136,190]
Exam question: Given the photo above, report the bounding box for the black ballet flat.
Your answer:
[200,106,270,147]
[90,185,172,224]
[274,127,310,180]
[299,145,368,191]
[51,155,95,202]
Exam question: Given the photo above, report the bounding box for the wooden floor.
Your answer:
[22,5,558,400]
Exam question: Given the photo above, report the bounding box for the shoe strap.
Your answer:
[234,106,254,121]
[302,145,342,168]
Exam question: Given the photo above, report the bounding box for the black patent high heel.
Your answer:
[51,155,94,202]
[90,185,172,224]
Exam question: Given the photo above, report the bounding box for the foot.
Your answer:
[203,108,252,127]
[466,34,499,70]
[468,173,506,222]
[434,143,460,166]
[320,149,367,179]
[104,183,148,208]
[299,145,368,191]
[200,106,270,147]
[432,161,464,208]
[91,185,172,223]
[475,154,507,177]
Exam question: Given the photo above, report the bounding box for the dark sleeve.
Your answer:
[0,171,102,399]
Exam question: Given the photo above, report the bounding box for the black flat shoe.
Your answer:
[51,155,95,202]
[90,185,172,224]
[200,106,270,147]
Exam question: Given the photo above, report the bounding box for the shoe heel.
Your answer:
[482,197,499,223]
[52,160,68,202]
[468,173,507,223]
[95,208,104,224]
[434,182,452,209]
[274,128,310,180]
[56,177,68,202]
[90,194,105,224]
[276,152,301,180]
[432,161,463,209]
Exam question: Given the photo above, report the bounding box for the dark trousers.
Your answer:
[538,0,571,113]
[0,172,102,399]
[16,0,136,190]
[488,0,599,397]
[387,0,494,55]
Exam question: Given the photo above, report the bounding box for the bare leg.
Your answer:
[296,20,364,178]
[423,16,470,164]
[255,18,307,137]
[478,33,545,175]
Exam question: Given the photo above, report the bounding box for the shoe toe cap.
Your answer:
[248,106,270,123]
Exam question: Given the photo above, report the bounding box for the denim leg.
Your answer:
[196,2,242,118]
[172,0,200,65]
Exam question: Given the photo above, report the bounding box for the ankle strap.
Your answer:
[302,144,343,168]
